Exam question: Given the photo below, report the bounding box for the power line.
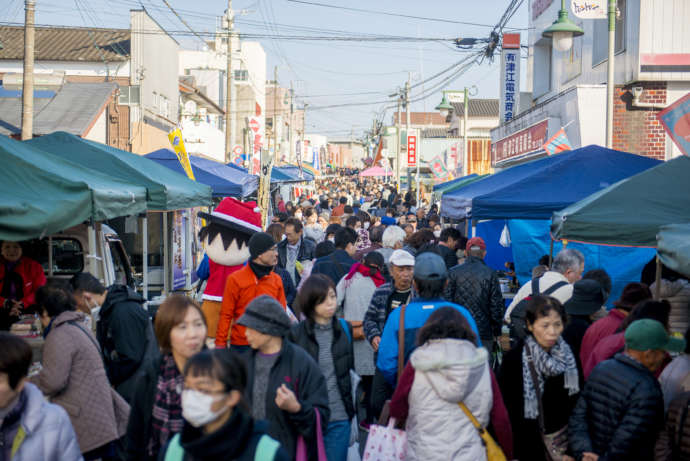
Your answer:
[286,0,529,30]
[160,0,206,45]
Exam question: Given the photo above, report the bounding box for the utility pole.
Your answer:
[395,96,401,189]
[289,81,294,164]
[463,86,469,176]
[273,66,278,163]
[404,74,413,201]
[21,0,35,141]
[224,0,234,164]
[605,0,615,148]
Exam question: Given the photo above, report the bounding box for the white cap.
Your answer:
[389,249,415,267]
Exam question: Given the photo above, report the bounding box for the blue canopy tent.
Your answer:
[441,145,660,220]
[471,145,661,220]
[441,145,662,306]
[226,162,248,173]
[147,149,258,198]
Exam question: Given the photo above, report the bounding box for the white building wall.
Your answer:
[83,108,107,143]
[639,0,690,81]
[130,10,179,123]
[0,60,130,78]
[529,0,640,104]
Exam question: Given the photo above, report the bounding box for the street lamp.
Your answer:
[435,93,453,119]
[541,0,584,52]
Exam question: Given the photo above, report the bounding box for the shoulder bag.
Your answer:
[458,402,507,461]
[525,346,569,461]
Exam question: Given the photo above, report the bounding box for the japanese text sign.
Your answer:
[407,135,417,166]
[491,119,549,165]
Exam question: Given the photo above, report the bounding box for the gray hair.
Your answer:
[382,225,406,249]
[552,249,585,275]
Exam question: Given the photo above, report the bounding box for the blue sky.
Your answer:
[3,0,528,139]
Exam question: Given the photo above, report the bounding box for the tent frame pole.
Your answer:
[549,238,554,268]
[654,255,662,300]
[47,235,53,278]
[142,213,148,301]
[163,212,169,296]
[185,208,193,290]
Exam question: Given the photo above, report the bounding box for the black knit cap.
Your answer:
[249,232,276,260]
[237,295,291,337]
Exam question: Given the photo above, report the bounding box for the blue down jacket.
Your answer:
[568,353,664,461]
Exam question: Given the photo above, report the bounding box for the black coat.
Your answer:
[158,408,290,461]
[286,317,355,419]
[310,249,356,285]
[444,255,505,340]
[436,243,458,270]
[241,340,329,459]
[562,315,591,380]
[568,353,664,461]
[124,355,163,461]
[498,341,579,461]
[277,237,316,286]
[98,284,159,403]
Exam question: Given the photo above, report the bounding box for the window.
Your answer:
[118,86,140,105]
[234,70,248,81]
[592,0,626,66]
[533,39,552,98]
[24,238,84,275]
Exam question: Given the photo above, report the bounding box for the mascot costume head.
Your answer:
[197,198,261,339]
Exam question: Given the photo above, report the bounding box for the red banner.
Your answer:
[491,119,548,165]
[407,135,417,166]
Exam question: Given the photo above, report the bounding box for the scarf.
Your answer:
[344,262,386,288]
[249,260,273,280]
[522,335,579,420]
[149,354,184,457]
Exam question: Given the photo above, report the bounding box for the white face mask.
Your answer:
[433,230,441,238]
[295,213,303,220]
[181,389,226,428]
[364,222,370,229]
[328,237,335,243]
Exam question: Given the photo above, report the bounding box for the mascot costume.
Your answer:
[198,198,261,342]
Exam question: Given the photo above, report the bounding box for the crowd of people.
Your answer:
[1,175,690,461]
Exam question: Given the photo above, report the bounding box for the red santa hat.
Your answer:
[199,197,262,234]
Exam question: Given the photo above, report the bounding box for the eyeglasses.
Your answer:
[408,220,417,223]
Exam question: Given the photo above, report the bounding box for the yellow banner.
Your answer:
[168,128,195,180]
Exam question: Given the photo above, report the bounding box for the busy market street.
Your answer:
[2,1,690,460]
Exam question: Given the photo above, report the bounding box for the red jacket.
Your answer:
[202,260,243,301]
[0,257,46,307]
[579,309,626,366]
[215,264,286,347]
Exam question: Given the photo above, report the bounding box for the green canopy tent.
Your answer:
[440,174,489,196]
[551,156,690,247]
[657,223,690,279]
[0,135,147,241]
[28,132,212,210]
[28,132,213,297]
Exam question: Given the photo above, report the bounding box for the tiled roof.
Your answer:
[450,99,499,118]
[0,82,117,136]
[393,112,448,126]
[422,128,458,138]
[0,26,130,62]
